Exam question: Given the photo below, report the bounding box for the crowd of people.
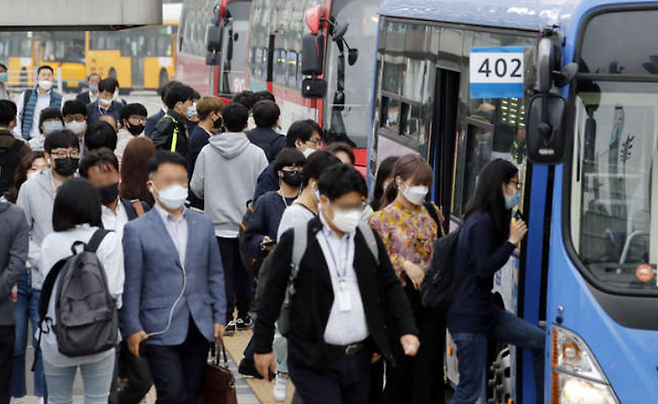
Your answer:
[0,64,545,404]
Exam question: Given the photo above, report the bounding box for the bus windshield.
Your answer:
[0,33,33,59]
[324,0,379,149]
[570,9,658,295]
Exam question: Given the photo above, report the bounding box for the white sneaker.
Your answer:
[11,397,26,404]
[38,398,45,404]
[272,372,289,402]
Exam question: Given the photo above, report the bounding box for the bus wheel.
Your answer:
[159,69,169,90]
[487,345,512,404]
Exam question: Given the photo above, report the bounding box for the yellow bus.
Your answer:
[0,32,37,88]
[85,3,181,92]
[36,31,86,92]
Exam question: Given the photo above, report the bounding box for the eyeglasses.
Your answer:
[50,150,80,159]
[129,116,147,124]
[307,138,323,147]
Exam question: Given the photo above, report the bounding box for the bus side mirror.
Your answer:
[206,25,223,53]
[527,93,567,164]
[302,78,327,99]
[301,33,325,76]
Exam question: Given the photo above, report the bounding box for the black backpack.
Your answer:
[246,130,284,162]
[38,229,118,357]
[420,228,463,311]
[0,139,23,194]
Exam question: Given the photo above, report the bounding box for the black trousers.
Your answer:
[109,340,154,404]
[216,237,251,322]
[0,325,15,404]
[289,349,371,404]
[145,319,208,404]
[383,285,446,404]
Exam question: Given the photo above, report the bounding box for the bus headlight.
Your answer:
[551,325,620,404]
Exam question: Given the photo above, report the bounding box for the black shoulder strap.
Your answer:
[85,229,112,253]
[424,201,440,226]
[38,258,68,320]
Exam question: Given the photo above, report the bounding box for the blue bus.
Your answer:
[364,0,658,403]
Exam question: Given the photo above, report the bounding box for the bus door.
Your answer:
[123,30,145,89]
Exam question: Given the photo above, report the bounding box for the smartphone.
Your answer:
[138,338,148,357]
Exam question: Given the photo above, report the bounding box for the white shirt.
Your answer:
[39,224,125,367]
[15,89,52,140]
[154,203,188,267]
[101,199,129,241]
[115,129,136,167]
[277,203,316,240]
[317,213,369,345]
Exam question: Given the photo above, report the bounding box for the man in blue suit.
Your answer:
[121,151,226,404]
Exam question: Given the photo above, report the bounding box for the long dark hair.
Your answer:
[372,156,398,211]
[53,178,102,231]
[10,151,46,200]
[120,137,156,206]
[464,159,518,242]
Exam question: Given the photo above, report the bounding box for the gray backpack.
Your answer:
[38,229,118,357]
[278,222,380,336]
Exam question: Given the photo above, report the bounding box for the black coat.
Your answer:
[151,109,189,158]
[254,218,418,369]
[75,91,92,105]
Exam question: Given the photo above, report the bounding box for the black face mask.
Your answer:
[213,117,223,130]
[127,123,145,136]
[53,157,79,177]
[98,182,119,205]
[281,170,302,187]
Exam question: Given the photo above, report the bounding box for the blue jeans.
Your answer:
[12,271,47,398]
[449,310,545,404]
[43,351,115,404]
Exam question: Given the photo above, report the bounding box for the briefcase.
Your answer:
[200,338,237,404]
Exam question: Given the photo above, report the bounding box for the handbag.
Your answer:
[200,337,238,404]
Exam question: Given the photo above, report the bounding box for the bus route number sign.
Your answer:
[470,47,528,99]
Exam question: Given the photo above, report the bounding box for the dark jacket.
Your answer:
[75,91,92,105]
[0,198,29,325]
[144,109,165,138]
[254,217,418,369]
[86,99,124,125]
[245,126,286,163]
[244,190,293,261]
[0,129,31,159]
[187,126,211,210]
[151,109,189,158]
[253,163,278,204]
[447,212,516,334]
[120,198,150,221]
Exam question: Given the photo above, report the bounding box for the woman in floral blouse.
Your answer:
[370,153,446,404]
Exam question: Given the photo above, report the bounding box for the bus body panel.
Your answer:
[176,54,210,96]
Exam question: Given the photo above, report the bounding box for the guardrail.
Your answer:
[6,67,65,94]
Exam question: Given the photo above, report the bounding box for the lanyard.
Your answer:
[322,231,351,281]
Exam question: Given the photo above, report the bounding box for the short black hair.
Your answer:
[62,100,87,117]
[233,91,256,110]
[44,130,79,153]
[164,84,196,110]
[147,151,188,176]
[120,103,148,122]
[79,147,119,178]
[159,80,182,102]
[0,100,17,127]
[325,142,355,165]
[222,102,249,132]
[192,89,201,101]
[39,107,64,133]
[273,148,306,174]
[302,151,341,187]
[38,65,54,75]
[252,100,280,128]
[53,177,102,231]
[286,120,320,148]
[99,77,119,94]
[0,63,7,71]
[253,91,276,103]
[85,121,118,152]
[318,163,367,201]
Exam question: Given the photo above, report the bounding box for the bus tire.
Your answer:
[159,69,169,90]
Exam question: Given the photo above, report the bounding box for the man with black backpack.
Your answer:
[246,100,286,163]
[0,100,31,199]
[151,84,196,158]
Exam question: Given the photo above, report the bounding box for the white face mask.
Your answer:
[65,121,86,135]
[99,97,112,107]
[152,183,187,210]
[39,80,53,91]
[331,208,362,233]
[303,148,315,158]
[401,182,429,206]
[27,170,42,181]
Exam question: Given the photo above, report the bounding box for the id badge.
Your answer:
[337,282,352,312]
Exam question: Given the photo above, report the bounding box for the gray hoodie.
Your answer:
[0,197,29,325]
[191,132,268,238]
[16,169,58,289]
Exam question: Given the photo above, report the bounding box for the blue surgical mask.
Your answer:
[43,120,64,134]
[505,189,521,210]
[89,84,99,93]
[0,72,7,83]
[186,103,197,119]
